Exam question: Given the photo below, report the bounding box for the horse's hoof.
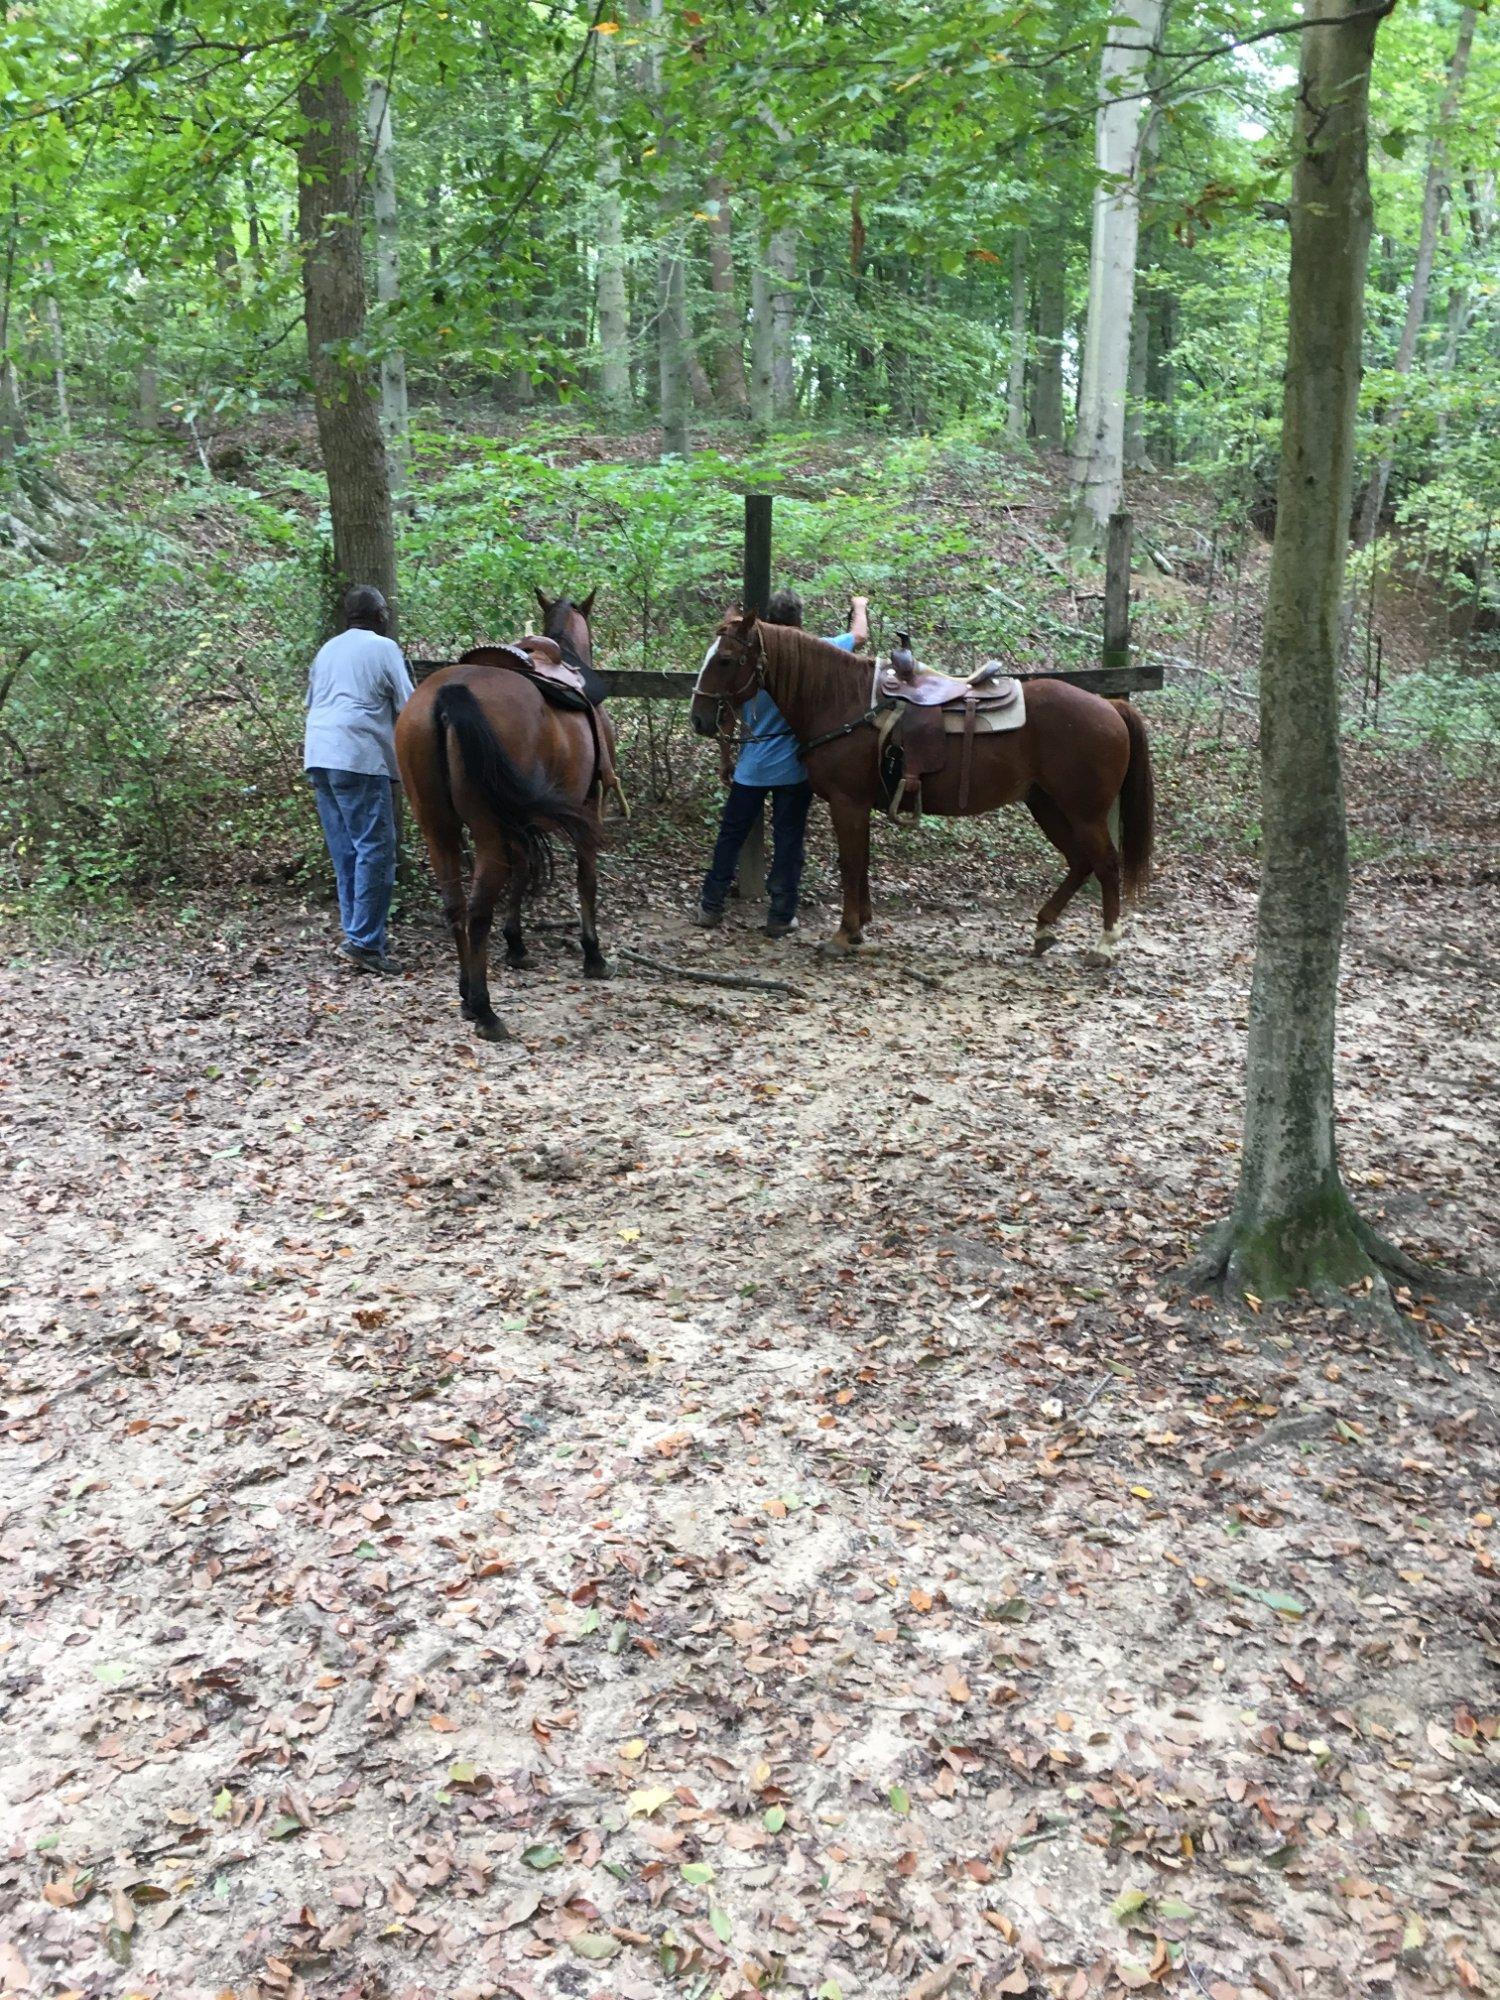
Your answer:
[506,953,531,971]
[474,1017,509,1043]
[460,1002,477,1020]
[583,956,615,981]
[1033,928,1060,956]
[818,935,858,959]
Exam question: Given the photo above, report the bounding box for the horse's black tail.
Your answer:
[1113,699,1155,901]
[433,682,597,895]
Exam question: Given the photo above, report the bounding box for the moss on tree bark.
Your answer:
[1200,0,1415,1311]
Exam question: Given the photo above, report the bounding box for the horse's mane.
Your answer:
[756,622,868,706]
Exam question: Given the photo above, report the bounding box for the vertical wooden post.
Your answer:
[743,493,773,615]
[738,493,774,904]
[1103,510,1133,672]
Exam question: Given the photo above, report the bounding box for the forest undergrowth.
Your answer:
[1,417,1495,924]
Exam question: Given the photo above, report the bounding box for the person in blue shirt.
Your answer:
[695,590,870,937]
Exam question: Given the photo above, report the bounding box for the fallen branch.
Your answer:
[1205,1409,1336,1471]
[619,947,805,999]
[1066,1372,1118,1426]
[841,945,947,991]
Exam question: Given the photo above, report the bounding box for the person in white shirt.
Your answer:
[303,585,414,973]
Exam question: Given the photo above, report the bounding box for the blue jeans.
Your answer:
[702,781,812,923]
[309,768,397,954]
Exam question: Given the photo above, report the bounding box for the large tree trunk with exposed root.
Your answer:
[1198,0,1412,1310]
[297,56,398,630]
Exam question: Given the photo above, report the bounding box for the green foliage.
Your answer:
[0,488,325,911]
[0,0,1494,907]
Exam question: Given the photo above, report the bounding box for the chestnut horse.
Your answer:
[396,593,615,1041]
[689,613,1153,958]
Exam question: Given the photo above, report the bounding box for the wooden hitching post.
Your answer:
[1104,510,1133,672]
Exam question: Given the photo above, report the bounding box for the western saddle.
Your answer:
[458,638,622,812]
[460,635,591,704]
[875,644,1024,819]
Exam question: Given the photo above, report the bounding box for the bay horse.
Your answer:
[689,612,1153,958]
[395,592,615,1041]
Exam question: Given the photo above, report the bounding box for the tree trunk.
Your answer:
[685,328,714,410]
[365,78,410,494]
[750,219,796,434]
[658,251,691,455]
[0,363,21,470]
[1005,230,1027,442]
[769,227,797,418]
[40,260,69,435]
[426,169,443,277]
[1202,0,1399,1305]
[1146,285,1176,465]
[749,231,774,436]
[1030,256,1066,448]
[137,349,161,434]
[1353,5,1476,547]
[1124,271,1152,471]
[1069,0,1164,549]
[243,158,264,272]
[705,172,749,413]
[593,34,633,426]
[646,0,690,456]
[297,55,398,630]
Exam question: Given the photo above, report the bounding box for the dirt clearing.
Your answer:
[2,839,1496,2000]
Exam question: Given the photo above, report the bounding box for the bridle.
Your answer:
[692,621,884,758]
[692,626,763,715]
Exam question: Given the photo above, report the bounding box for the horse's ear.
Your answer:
[535,588,553,617]
[578,588,597,619]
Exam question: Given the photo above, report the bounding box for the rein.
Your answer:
[804,707,881,753]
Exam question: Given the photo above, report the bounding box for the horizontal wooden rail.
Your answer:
[411,660,1165,698]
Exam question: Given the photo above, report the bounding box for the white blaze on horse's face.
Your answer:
[691,637,724,737]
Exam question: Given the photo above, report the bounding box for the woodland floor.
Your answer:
[1,823,1497,2000]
